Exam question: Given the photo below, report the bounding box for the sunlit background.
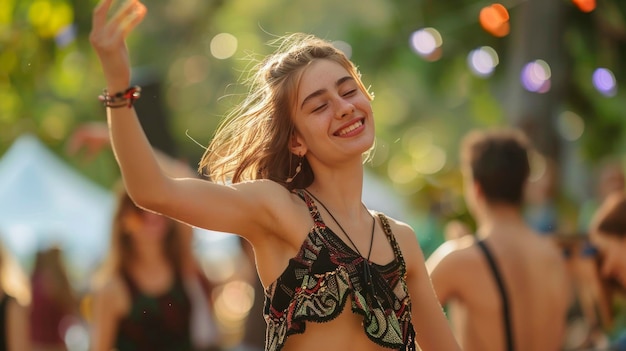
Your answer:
[2,0,626,348]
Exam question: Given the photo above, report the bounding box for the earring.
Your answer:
[286,154,303,183]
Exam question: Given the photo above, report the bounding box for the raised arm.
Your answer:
[88,0,280,238]
[90,0,175,207]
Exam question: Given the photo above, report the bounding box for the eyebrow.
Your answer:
[300,76,355,110]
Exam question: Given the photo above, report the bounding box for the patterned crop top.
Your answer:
[263,189,416,351]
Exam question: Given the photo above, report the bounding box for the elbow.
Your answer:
[125,183,172,214]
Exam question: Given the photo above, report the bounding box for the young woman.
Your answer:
[29,247,78,351]
[89,184,219,351]
[89,1,460,350]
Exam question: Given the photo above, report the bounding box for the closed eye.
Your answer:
[342,89,357,97]
[312,103,327,113]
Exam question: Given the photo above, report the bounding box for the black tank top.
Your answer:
[115,271,192,351]
[476,239,514,351]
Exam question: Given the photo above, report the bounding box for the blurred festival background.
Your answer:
[2,0,626,349]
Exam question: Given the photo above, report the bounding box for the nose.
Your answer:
[335,98,355,119]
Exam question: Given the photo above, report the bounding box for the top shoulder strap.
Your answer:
[377,213,406,274]
[476,239,515,351]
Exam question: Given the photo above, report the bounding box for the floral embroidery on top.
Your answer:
[263,189,416,351]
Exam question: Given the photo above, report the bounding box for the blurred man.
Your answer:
[426,128,571,351]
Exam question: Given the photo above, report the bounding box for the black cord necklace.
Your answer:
[304,189,376,290]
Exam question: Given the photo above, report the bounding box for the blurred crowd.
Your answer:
[1,125,625,351]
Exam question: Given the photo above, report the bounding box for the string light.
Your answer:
[479,4,510,37]
[592,68,617,97]
[521,60,551,93]
[467,46,499,77]
[572,0,596,13]
[410,27,443,61]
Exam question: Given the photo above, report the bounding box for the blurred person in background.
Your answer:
[230,238,266,351]
[0,239,31,350]
[426,128,571,351]
[89,182,221,351]
[588,192,626,349]
[29,246,79,351]
[68,122,222,351]
[579,159,625,233]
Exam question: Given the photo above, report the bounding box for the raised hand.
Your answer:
[66,122,111,162]
[90,0,147,91]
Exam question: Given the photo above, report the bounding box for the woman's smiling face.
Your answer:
[291,59,374,163]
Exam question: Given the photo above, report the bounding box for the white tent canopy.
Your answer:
[0,134,114,277]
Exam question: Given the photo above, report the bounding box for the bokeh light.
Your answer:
[387,154,418,185]
[557,111,585,141]
[214,280,255,325]
[412,145,447,175]
[479,4,510,37]
[54,24,76,48]
[183,55,211,85]
[28,0,73,38]
[401,127,446,175]
[521,60,551,93]
[592,67,617,97]
[572,0,596,12]
[209,33,238,60]
[467,46,499,77]
[410,28,443,61]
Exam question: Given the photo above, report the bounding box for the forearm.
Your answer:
[105,103,170,207]
[91,0,161,206]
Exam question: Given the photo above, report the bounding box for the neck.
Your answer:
[475,203,526,239]
[307,158,363,216]
[131,244,168,267]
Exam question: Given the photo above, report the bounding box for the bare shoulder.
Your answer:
[231,180,306,229]
[377,215,473,263]
[232,180,302,215]
[235,181,312,245]
[532,232,566,265]
[93,274,129,315]
[426,234,478,271]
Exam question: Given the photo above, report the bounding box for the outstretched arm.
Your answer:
[88,0,279,239]
[90,0,171,207]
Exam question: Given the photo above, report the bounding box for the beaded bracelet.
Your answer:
[98,86,142,108]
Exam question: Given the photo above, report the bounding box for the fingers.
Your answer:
[118,2,147,37]
[109,0,138,26]
[90,0,146,51]
[92,0,114,30]
[92,0,146,36]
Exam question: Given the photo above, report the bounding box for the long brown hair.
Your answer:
[200,33,373,190]
[93,182,185,287]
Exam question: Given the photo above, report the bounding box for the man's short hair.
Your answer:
[461,128,531,206]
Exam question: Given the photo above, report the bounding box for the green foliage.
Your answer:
[3,0,626,226]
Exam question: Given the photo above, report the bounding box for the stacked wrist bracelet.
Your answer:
[98,85,142,108]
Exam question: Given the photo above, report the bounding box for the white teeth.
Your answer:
[338,120,363,136]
